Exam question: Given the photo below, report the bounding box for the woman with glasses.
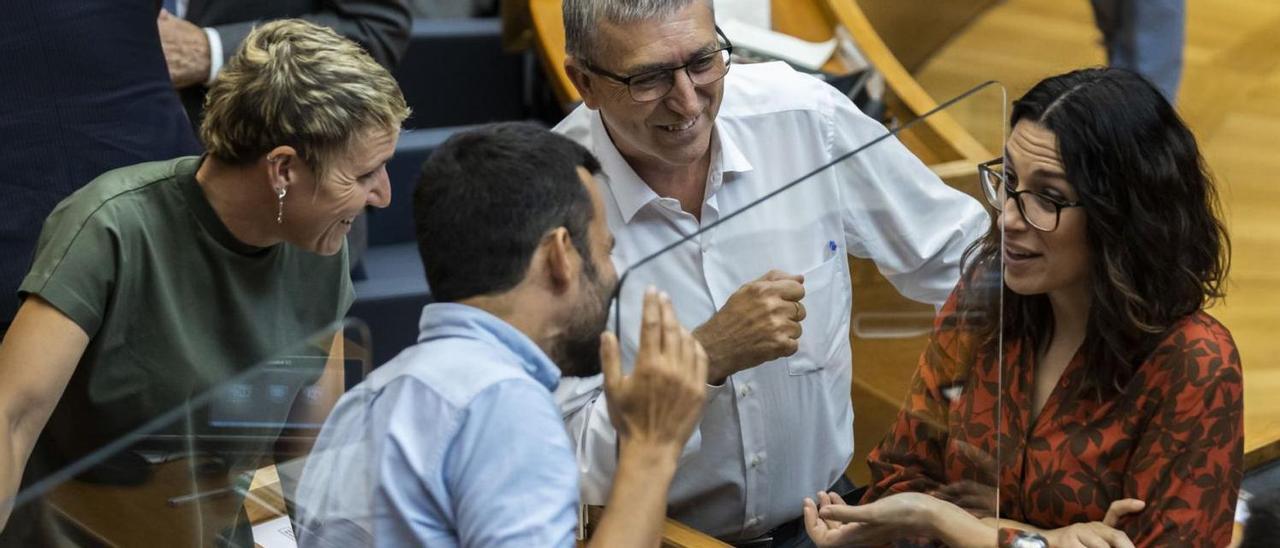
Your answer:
[804,67,1240,547]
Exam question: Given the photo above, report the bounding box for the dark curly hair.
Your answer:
[958,67,1230,398]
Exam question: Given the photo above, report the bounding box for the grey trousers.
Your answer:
[1090,0,1186,102]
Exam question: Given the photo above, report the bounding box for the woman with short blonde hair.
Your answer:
[0,19,408,544]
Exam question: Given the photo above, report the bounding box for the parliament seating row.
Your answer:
[351,18,546,367]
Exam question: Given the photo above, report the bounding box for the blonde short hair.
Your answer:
[201,19,410,178]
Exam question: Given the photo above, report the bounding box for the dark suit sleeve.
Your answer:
[212,0,411,69]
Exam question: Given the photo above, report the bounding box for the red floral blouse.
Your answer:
[861,293,1243,547]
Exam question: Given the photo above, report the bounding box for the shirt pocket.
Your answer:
[787,254,846,375]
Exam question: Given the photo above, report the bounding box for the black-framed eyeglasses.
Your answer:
[582,26,734,103]
[978,157,1082,232]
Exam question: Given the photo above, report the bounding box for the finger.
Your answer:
[767,278,806,302]
[779,337,800,357]
[794,300,807,322]
[1105,528,1135,548]
[680,326,696,375]
[824,516,843,531]
[1103,499,1145,527]
[1079,536,1109,548]
[803,498,826,535]
[818,503,871,524]
[785,318,803,340]
[760,269,803,283]
[659,292,680,359]
[600,332,622,392]
[1084,523,1133,548]
[820,491,846,529]
[639,287,660,356]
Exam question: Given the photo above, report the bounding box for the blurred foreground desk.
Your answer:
[48,461,727,547]
[46,458,272,546]
[578,505,730,548]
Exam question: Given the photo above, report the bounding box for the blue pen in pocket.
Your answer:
[823,239,837,261]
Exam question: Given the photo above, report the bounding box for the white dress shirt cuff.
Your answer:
[203,27,223,86]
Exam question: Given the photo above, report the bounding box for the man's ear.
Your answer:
[264,145,300,192]
[565,60,601,110]
[541,227,578,292]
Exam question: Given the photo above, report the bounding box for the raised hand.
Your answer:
[601,288,708,455]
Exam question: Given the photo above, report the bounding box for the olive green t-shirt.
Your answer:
[18,155,355,464]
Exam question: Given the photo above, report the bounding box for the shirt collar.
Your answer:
[589,111,754,224]
[179,155,275,257]
[415,302,562,391]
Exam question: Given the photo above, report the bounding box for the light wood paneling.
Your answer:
[915,0,1280,462]
[856,0,999,72]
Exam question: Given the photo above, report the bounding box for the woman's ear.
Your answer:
[264,145,300,190]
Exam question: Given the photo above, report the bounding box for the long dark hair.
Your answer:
[958,68,1230,398]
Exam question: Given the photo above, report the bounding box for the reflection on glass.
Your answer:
[983,69,1241,546]
[595,79,1008,546]
[3,321,371,547]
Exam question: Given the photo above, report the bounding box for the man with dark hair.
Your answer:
[293,123,709,547]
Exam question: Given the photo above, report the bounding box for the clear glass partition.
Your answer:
[4,82,1012,547]
[601,80,1008,544]
[4,320,374,547]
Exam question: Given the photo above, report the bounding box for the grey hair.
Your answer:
[563,0,714,62]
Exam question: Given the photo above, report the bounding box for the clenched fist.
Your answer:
[694,270,805,383]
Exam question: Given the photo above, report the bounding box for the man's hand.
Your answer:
[693,270,805,383]
[157,9,211,89]
[588,290,708,548]
[601,288,708,456]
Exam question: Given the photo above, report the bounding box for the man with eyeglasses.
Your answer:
[553,0,988,544]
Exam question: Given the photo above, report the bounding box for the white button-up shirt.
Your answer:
[552,61,988,540]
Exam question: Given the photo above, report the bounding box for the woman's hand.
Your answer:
[804,491,946,547]
[1039,499,1145,548]
[1041,522,1134,548]
[934,480,998,517]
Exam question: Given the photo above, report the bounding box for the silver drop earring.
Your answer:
[276,187,287,224]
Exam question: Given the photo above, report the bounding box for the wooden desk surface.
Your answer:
[46,458,269,546]
[47,461,728,547]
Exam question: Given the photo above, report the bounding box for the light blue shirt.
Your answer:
[293,303,579,547]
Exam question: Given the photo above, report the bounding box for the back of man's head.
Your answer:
[414,123,602,302]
